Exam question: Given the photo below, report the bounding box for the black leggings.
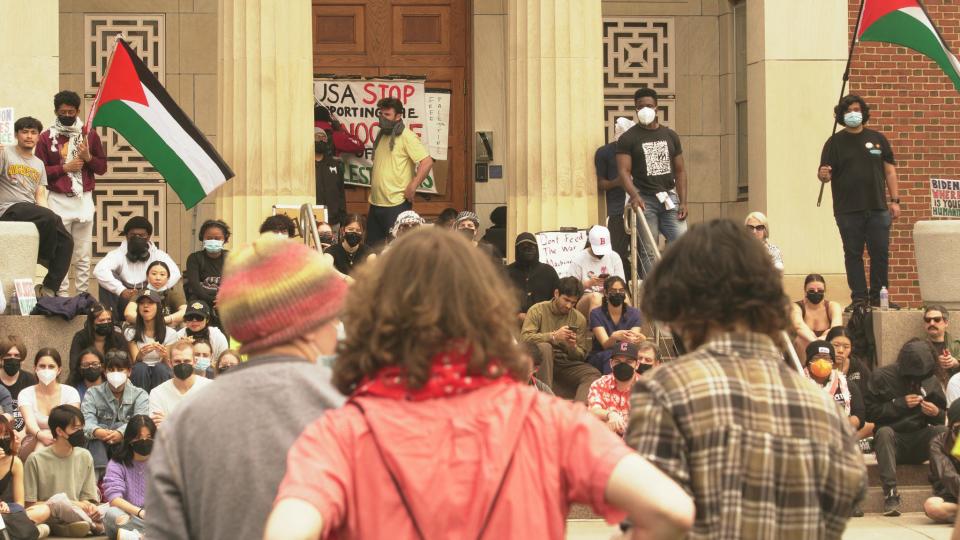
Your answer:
[0,202,74,290]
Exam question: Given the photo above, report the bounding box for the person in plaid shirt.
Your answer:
[625,219,866,539]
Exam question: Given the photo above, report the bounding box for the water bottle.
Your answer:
[879,287,889,310]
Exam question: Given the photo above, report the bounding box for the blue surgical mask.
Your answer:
[195,356,212,372]
[843,111,863,128]
[203,239,224,253]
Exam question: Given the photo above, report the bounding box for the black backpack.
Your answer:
[846,303,877,370]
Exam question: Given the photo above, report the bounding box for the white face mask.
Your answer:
[36,368,58,386]
[106,371,128,389]
[637,106,657,126]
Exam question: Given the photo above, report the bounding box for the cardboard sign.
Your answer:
[314,78,449,194]
[930,178,960,218]
[0,108,13,146]
[13,278,36,316]
[535,230,588,278]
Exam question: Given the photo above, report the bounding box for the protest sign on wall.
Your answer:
[930,178,960,218]
[425,89,450,160]
[536,230,588,278]
[0,108,14,146]
[313,78,449,194]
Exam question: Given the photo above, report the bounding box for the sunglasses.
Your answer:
[746,224,766,232]
[925,316,944,323]
[184,315,205,322]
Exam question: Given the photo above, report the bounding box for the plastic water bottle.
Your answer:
[879,287,889,310]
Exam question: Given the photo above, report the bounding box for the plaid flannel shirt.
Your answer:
[625,332,866,539]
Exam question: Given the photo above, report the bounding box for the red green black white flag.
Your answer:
[87,38,234,209]
[857,0,960,93]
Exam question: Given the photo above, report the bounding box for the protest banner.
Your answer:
[0,108,14,146]
[535,229,588,278]
[930,178,960,218]
[314,78,449,194]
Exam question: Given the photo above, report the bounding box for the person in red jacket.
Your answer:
[34,90,107,296]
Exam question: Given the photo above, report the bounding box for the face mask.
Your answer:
[517,247,538,264]
[315,141,331,155]
[106,371,127,389]
[66,430,87,448]
[2,359,20,377]
[319,233,335,245]
[344,231,363,248]
[57,115,77,127]
[637,107,657,126]
[458,228,476,241]
[613,362,636,382]
[195,357,212,373]
[131,439,154,456]
[81,367,102,383]
[173,362,194,380]
[806,291,825,305]
[37,368,58,386]
[128,237,149,254]
[379,117,398,131]
[95,323,114,337]
[809,359,834,379]
[0,438,10,455]
[316,353,337,369]
[203,239,224,254]
[843,111,863,128]
[218,365,232,374]
[608,293,626,307]
[637,363,653,375]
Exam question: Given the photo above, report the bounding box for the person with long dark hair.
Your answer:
[122,261,187,328]
[68,302,125,378]
[0,415,51,536]
[125,290,176,394]
[325,214,372,276]
[586,275,645,374]
[103,415,155,539]
[70,348,104,402]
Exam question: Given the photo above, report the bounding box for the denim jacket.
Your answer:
[81,381,149,437]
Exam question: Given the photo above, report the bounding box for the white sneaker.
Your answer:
[36,524,50,539]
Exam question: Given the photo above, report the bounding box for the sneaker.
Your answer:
[36,524,50,539]
[851,503,864,518]
[883,488,902,517]
[34,283,56,298]
[49,521,91,537]
[859,436,874,454]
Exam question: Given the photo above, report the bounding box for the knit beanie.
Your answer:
[217,234,348,354]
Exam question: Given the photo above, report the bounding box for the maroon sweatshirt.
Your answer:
[34,129,107,194]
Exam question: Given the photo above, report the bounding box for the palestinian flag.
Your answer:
[87,39,233,208]
[857,0,960,93]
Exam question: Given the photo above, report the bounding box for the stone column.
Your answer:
[505,0,604,258]
[216,0,316,245]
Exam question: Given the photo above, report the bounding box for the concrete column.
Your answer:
[505,0,604,257]
[215,0,315,245]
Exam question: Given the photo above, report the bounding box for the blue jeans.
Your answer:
[104,507,145,538]
[639,191,687,274]
[834,209,891,302]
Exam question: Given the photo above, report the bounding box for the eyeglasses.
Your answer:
[746,224,766,232]
[184,315,205,322]
[925,316,944,323]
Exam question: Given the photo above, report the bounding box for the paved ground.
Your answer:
[566,513,956,539]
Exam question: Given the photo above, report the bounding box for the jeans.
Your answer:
[57,217,94,295]
[639,191,687,274]
[0,202,74,290]
[874,425,946,491]
[835,209,891,302]
[366,201,412,248]
[104,507,145,538]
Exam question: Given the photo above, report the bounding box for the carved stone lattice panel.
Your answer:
[602,17,675,96]
[603,99,674,143]
[92,183,166,259]
[84,15,164,180]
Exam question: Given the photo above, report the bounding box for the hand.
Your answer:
[0,501,9,513]
[607,412,626,433]
[677,203,687,221]
[38,429,55,446]
[517,312,526,322]
[404,183,417,204]
[888,201,901,220]
[818,165,832,183]
[589,275,605,288]
[154,344,168,359]
[610,330,629,341]
[77,500,98,517]
[629,193,646,210]
[77,141,91,161]
[63,158,84,173]
[938,352,958,371]
[108,430,124,444]
[120,288,137,300]
[151,411,165,426]
[552,327,574,344]
[921,400,940,417]
[905,394,923,408]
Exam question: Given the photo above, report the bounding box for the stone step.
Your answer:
[866,461,930,488]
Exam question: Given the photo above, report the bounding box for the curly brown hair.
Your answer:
[332,227,524,395]
[640,219,790,348]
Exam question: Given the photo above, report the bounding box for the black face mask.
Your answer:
[67,430,87,448]
[2,359,20,377]
[806,291,825,305]
[0,438,11,455]
[516,246,538,265]
[81,367,102,383]
[94,323,114,337]
[315,141,331,155]
[319,233,334,245]
[458,228,476,241]
[344,231,363,248]
[126,237,150,261]
[637,363,654,375]
[608,293,626,307]
[613,362,636,382]
[130,439,154,456]
[57,115,77,127]
[173,362,194,380]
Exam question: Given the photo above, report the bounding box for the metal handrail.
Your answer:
[299,203,323,252]
[626,206,679,360]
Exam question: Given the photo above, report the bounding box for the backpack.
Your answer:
[846,303,877,370]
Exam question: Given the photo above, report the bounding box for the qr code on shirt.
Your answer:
[642,140,672,176]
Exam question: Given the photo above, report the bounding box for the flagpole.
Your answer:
[84,33,125,136]
[819,0,866,207]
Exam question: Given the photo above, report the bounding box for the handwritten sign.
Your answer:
[536,230,588,278]
[0,108,13,146]
[931,178,960,218]
[425,89,450,160]
[314,78,447,194]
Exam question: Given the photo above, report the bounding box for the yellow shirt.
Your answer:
[369,128,430,207]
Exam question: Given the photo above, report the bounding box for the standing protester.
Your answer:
[480,206,507,260]
[596,117,635,280]
[145,235,348,540]
[183,219,229,329]
[34,90,107,297]
[625,219,866,537]
[366,97,434,246]
[0,116,74,297]
[616,88,688,271]
[819,95,901,309]
[264,228,694,540]
[506,232,560,321]
[314,127,346,229]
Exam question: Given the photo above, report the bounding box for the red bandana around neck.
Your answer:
[351,346,515,401]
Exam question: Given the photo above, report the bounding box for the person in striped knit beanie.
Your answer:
[144,234,349,540]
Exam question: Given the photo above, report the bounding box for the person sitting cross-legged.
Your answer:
[81,351,149,475]
[149,340,212,427]
[924,400,960,524]
[586,276,644,374]
[587,341,642,436]
[103,414,156,540]
[24,405,103,537]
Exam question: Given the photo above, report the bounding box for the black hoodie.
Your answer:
[865,339,946,432]
[506,235,560,313]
